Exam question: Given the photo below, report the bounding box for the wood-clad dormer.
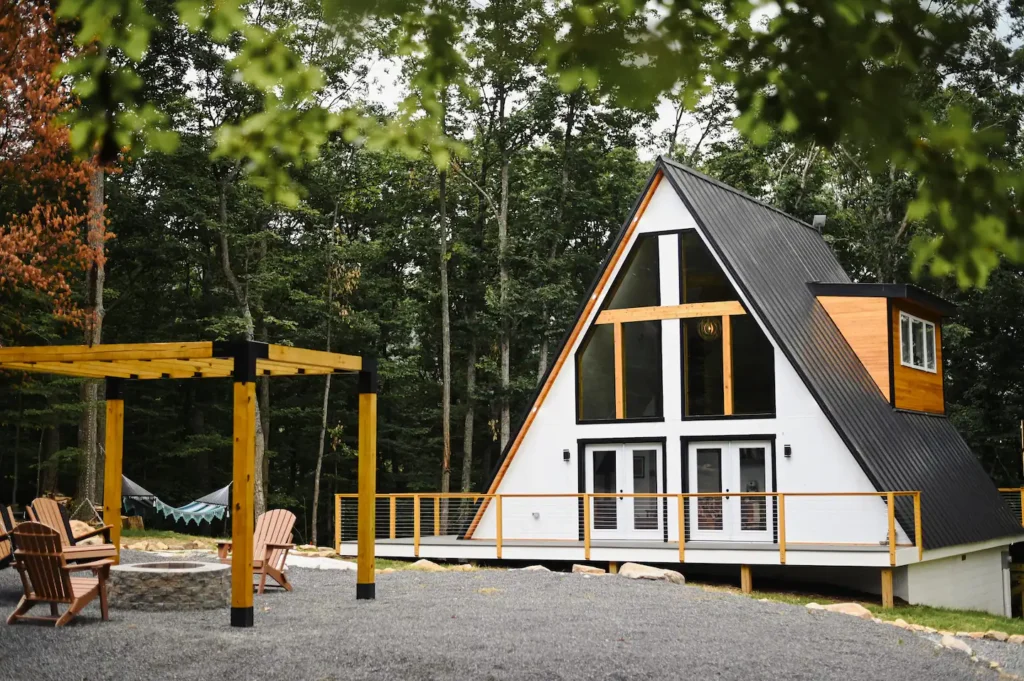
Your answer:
[809,283,956,415]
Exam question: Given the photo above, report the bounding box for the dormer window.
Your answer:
[899,312,936,373]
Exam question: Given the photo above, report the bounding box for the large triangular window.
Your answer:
[575,229,775,423]
[577,235,663,421]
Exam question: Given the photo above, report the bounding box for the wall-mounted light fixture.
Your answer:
[784,445,792,459]
[563,449,571,463]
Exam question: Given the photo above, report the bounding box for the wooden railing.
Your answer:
[335,491,923,566]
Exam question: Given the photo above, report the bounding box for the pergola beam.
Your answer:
[265,345,362,372]
[0,341,214,363]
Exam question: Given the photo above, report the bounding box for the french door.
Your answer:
[584,442,663,540]
[687,441,773,542]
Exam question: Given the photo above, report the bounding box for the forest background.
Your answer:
[1,0,1021,545]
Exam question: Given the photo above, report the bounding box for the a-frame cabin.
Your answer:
[343,158,1023,615]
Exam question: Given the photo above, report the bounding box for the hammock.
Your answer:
[122,475,231,526]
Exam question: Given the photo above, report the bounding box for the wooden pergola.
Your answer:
[0,340,379,627]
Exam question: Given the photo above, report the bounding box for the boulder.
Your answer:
[822,603,873,620]
[126,541,149,551]
[966,632,986,640]
[572,564,606,575]
[940,635,973,655]
[1008,634,1024,645]
[891,619,911,629]
[152,541,169,551]
[513,565,550,572]
[985,630,1009,642]
[410,559,445,572]
[805,602,825,610]
[69,520,103,546]
[618,562,685,584]
[187,540,205,550]
[447,564,475,572]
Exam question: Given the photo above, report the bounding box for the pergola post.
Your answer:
[230,343,259,627]
[102,378,125,564]
[356,359,378,600]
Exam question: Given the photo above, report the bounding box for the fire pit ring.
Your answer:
[109,561,230,611]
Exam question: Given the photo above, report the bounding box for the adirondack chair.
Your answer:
[28,497,117,563]
[8,522,111,627]
[0,506,13,570]
[218,509,296,594]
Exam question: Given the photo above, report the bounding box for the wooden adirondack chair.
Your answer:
[28,497,117,563]
[0,506,13,570]
[8,522,111,627]
[218,509,296,594]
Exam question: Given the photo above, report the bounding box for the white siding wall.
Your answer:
[905,547,1009,616]
[473,180,910,550]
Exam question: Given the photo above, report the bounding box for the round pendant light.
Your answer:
[697,317,720,342]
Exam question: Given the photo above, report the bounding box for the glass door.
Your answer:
[585,443,663,540]
[688,441,773,542]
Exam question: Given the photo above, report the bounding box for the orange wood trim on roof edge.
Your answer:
[464,170,665,539]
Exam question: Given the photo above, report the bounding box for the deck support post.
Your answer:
[413,495,421,558]
[102,378,125,564]
[881,567,894,609]
[583,495,591,561]
[356,360,378,600]
[608,561,618,575]
[740,565,753,594]
[230,342,259,628]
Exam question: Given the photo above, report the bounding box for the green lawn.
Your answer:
[742,587,1024,635]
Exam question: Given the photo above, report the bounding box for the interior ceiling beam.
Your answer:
[595,301,747,324]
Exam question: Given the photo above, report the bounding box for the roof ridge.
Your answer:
[658,156,818,232]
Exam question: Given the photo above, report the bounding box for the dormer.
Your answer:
[809,283,956,415]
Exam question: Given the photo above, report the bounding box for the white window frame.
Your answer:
[899,311,937,373]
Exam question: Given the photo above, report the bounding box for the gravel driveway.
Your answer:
[0,552,1002,681]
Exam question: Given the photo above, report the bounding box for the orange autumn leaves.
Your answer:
[0,1,106,325]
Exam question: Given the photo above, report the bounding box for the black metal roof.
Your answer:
[660,157,1021,549]
[808,282,957,317]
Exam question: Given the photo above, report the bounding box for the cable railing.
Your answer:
[335,491,923,566]
[998,488,1024,526]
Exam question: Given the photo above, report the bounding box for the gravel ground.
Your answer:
[0,552,1002,681]
[953,636,1024,678]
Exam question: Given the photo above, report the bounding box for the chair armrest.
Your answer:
[216,540,232,547]
[265,543,294,550]
[217,541,232,560]
[73,524,112,542]
[61,558,113,573]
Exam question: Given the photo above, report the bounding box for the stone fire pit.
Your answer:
[109,561,230,611]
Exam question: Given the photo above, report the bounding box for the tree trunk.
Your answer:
[35,428,44,498]
[42,427,59,494]
[439,167,453,531]
[460,342,477,493]
[189,384,209,491]
[11,413,20,505]
[498,158,511,450]
[78,165,105,506]
[311,204,337,547]
[218,173,267,517]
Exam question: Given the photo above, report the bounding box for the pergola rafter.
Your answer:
[0,340,378,628]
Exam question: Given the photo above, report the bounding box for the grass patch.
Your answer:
[705,582,1024,635]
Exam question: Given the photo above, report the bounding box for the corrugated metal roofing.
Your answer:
[660,157,1021,549]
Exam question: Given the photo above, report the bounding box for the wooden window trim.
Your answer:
[898,311,937,374]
